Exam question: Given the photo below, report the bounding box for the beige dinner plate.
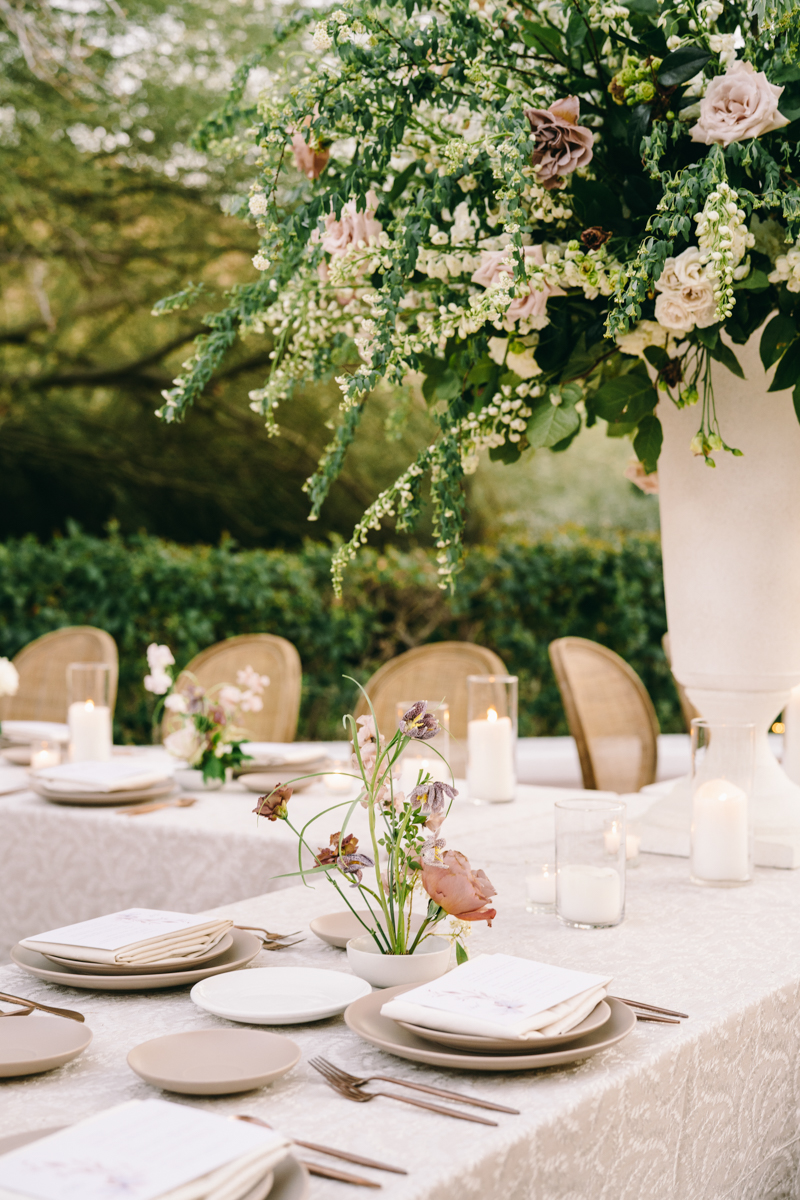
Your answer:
[127,1028,301,1095]
[345,987,636,1071]
[11,929,262,991]
[396,998,613,1053]
[310,910,425,950]
[237,755,329,778]
[30,781,176,806]
[0,1128,309,1200]
[241,772,314,795]
[0,1015,93,1078]
[43,931,235,975]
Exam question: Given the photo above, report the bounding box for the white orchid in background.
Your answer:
[144,643,174,695]
[0,657,19,698]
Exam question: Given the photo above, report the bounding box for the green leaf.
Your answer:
[526,402,581,449]
[769,337,800,392]
[422,368,461,404]
[794,384,800,424]
[708,339,745,379]
[455,940,469,965]
[657,43,711,87]
[550,417,583,453]
[733,269,770,292]
[760,314,798,369]
[592,373,657,423]
[566,8,588,46]
[633,414,663,474]
[387,160,418,204]
[489,441,522,464]
[694,325,719,350]
[644,345,669,370]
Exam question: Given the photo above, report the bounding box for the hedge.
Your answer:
[0,526,682,742]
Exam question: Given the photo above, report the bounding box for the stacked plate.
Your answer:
[28,758,177,806]
[344,984,636,1071]
[0,721,69,766]
[237,744,332,794]
[11,928,263,991]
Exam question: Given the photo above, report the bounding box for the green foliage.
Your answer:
[0,526,682,744]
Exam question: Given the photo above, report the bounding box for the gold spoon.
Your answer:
[119,796,198,816]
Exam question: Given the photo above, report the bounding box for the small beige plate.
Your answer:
[345,987,636,1071]
[397,999,612,1053]
[128,1028,301,1095]
[2,746,32,766]
[31,782,176,806]
[310,911,425,950]
[0,1015,93,1078]
[0,1129,309,1200]
[241,772,314,795]
[43,931,235,975]
[11,929,261,991]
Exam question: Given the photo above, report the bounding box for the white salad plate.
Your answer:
[191,966,371,1025]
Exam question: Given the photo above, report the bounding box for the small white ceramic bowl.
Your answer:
[346,934,451,988]
[173,768,223,792]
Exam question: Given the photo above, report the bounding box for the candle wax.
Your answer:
[558,864,623,926]
[691,777,749,881]
[68,701,112,763]
[467,712,515,802]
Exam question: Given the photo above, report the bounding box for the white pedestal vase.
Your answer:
[640,329,800,866]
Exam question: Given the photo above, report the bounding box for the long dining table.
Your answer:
[2,780,800,1200]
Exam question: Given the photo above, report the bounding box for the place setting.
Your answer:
[0,720,70,767]
[235,743,335,795]
[26,757,178,807]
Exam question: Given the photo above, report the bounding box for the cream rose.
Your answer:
[654,248,718,333]
[616,319,668,359]
[689,61,789,147]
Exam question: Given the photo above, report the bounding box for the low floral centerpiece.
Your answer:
[143,643,269,785]
[254,696,496,980]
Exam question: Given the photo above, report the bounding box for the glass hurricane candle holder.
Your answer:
[466,675,517,804]
[29,739,62,771]
[555,797,626,928]
[67,662,112,763]
[396,701,450,795]
[690,719,755,887]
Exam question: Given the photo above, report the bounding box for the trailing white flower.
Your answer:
[693,182,754,319]
[769,243,800,293]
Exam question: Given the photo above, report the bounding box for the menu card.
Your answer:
[0,1100,284,1200]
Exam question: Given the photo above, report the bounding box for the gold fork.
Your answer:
[0,991,85,1022]
[309,1058,498,1125]
[310,1055,519,1114]
[235,925,305,950]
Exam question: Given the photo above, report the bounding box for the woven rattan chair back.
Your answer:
[166,634,302,743]
[549,636,659,793]
[353,641,507,775]
[0,626,119,723]
[662,632,701,732]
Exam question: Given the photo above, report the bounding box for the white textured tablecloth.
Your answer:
[3,785,800,1199]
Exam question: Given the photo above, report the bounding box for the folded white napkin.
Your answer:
[162,1143,289,1200]
[1,720,70,744]
[31,759,172,793]
[21,908,233,965]
[382,953,612,1041]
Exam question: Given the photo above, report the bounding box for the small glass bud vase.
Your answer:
[555,797,626,928]
[690,719,755,887]
[396,700,450,795]
[466,675,517,804]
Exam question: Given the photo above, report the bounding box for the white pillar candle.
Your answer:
[467,708,515,802]
[323,771,353,793]
[558,864,623,926]
[783,686,800,784]
[68,700,112,763]
[525,865,556,906]
[691,778,749,881]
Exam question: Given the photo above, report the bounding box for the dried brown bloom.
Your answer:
[253,784,292,821]
[580,226,612,250]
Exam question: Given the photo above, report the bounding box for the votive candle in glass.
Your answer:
[556,797,626,928]
[690,719,754,887]
[525,862,556,914]
[67,663,112,762]
[466,675,517,804]
[30,740,61,771]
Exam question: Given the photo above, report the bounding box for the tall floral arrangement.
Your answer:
[144,643,269,783]
[156,0,800,589]
[254,698,496,958]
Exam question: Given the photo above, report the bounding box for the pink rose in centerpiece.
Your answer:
[690,61,789,147]
[471,245,564,329]
[524,96,594,190]
[291,131,330,180]
[321,190,382,257]
[422,850,497,924]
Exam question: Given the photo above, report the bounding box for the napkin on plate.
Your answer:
[1,720,70,744]
[381,953,612,1041]
[20,908,233,965]
[0,1099,291,1200]
[30,759,173,793]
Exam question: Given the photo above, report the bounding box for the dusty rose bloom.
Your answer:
[321,190,382,258]
[422,850,497,924]
[291,131,330,180]
[253,784,292,821]
[690,61,789,147]
[524,96,594,190]
[471,245,564,330]
[624,460,659,495]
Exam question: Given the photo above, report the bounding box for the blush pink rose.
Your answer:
[471,245,564,328]
[291,131,330,180]
[689,61,789,147]
[524,96,594,190]
[421,850,497,924]
[321,190,382,258]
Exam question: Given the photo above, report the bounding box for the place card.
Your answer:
[0,1100,282,1200]
[400,953,610,1026]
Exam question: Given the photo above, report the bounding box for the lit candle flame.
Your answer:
[487,707,498,723]
[85,699,94,710]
